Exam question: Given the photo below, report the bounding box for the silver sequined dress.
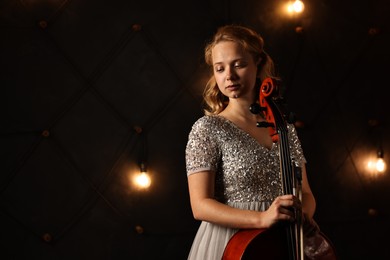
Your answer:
[185,115,306,260]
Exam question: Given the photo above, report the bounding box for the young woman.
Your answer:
[185,24,317,259]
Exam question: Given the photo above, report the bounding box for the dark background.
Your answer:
[1,0,389,259]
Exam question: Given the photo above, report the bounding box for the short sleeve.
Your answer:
[185,117,220,176]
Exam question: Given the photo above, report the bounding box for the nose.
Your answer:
[226,68,235,81]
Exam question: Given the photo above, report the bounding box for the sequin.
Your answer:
[185,115,306,204]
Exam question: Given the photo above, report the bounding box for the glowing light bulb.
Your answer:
[133,162,151,189]
[134,172,151,188]
[287,0,305,14]
[375,157,386,173]
[366,148,386,176]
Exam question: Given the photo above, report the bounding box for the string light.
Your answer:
[131,126,152,189]
[133,163,151,189]
[375,148,386,173]
[287,0,305,14]
[367,147,386,175]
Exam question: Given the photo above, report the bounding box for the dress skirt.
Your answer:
[187,201,271,260]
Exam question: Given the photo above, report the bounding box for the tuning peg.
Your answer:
[249,103,265,114]
[256,121,274,128]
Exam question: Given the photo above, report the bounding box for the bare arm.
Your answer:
[188,170,300,229]
[299,164,316,220]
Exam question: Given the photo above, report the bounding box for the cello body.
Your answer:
[222,226,338,260]
[222,227,289,260]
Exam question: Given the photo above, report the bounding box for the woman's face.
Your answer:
[211,41,258,100]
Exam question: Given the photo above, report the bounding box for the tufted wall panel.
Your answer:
[1,0,390,259]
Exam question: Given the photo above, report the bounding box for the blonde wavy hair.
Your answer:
[203,24,276,115]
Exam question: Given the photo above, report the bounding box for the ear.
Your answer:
[256,57,262,66]
[257,52,267,66]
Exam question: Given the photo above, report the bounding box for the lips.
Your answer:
[226,84,240,90]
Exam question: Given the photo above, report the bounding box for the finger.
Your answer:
[278,209,296,221]
[282,196,301,209]
[279,194,294,200]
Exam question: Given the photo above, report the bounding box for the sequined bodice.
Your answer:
[185,115,306,204]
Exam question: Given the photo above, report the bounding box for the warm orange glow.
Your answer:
[133,172,151,189]
[366,153,387,177]
[358,147,387,178]
[367,158,386,173]
[286,0,305,14]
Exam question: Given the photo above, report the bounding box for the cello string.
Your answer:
[272,98,298,260]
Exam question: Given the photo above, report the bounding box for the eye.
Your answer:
[214,66,224,72]
[234,62,247,68]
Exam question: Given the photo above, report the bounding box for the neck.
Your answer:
[221,99,260,121]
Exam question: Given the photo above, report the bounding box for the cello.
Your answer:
[222,78,337,260]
